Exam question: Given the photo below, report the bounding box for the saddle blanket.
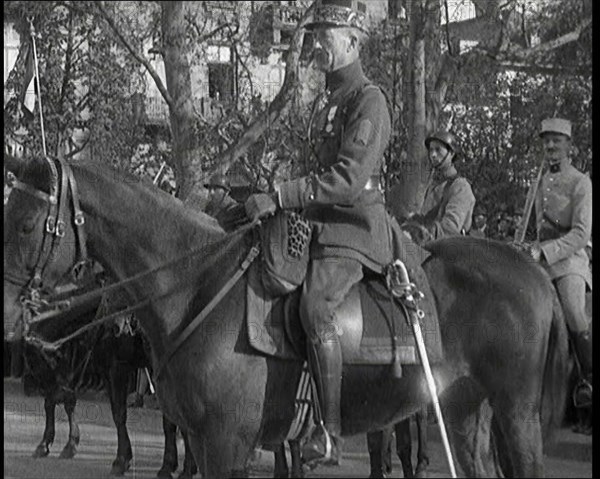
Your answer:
[246,258,443,366]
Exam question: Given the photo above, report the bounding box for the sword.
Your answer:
[390,260,457,478]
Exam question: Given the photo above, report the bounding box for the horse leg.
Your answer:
[441,381,499,478]
[414,406,430,478]
[289,440,304,478]
[395,419,415,478]
[59,391,80,459]
[272,443,289,479]
[33,395,56,458]
[180,430,198,479]
[186,428,255,479]
[490,398,543,477]
[367,427,394,478]
[158,415,178,478]
[107,361,133,476]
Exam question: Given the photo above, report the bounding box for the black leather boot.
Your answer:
[572,330,593,408]
[302,340,343,467]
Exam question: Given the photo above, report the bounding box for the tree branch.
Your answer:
[94,1,174,110]
[495,17,592,62]
[204,3,315,181]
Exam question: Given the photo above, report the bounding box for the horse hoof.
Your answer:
[177,471,195,479]
[32,445,50,458]
[59,446,77,459]
[110,458,131,476]
[156,467,173,479]
[414,464,428,478]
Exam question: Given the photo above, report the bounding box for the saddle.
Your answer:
[246,215,442,367]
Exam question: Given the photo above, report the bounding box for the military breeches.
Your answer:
[300,257,364,344]
[554,275,590,334]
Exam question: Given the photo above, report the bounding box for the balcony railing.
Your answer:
[140,95,224,125]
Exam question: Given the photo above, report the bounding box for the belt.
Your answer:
[364,177,382,191]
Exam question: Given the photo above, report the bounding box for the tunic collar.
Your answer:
[325,60,366,95]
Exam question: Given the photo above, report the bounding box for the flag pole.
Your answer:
[28,17,47,156]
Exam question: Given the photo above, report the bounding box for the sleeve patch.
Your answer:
[354,119,373,146]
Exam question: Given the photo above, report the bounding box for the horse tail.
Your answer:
[540,285,569,445]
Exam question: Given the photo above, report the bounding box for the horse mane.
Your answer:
[424,236,530,264]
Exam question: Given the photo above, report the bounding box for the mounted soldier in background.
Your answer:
[402,131,475,245]
[527,118,592,408]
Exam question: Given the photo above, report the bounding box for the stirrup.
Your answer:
[573,378,592,408]
[302,423,334,466]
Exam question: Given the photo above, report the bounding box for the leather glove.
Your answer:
[401,221,432,245]
[244,193,279,222]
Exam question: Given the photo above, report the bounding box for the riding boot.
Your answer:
[303,340,343,467]
[572,330,593,408]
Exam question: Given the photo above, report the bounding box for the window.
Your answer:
[208,62,234,101]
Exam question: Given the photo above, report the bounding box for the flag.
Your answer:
[19,39,36,116]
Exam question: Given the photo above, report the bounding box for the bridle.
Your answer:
[6,155,95,333]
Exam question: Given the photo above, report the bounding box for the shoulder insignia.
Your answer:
[354,119,373,145]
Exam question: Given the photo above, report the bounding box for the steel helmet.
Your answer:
[425,130,459,154]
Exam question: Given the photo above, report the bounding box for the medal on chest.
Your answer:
[324,105,338,133]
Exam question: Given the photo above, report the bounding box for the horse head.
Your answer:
[4,156,81,341]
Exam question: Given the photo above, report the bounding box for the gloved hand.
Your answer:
[509,241,542,262]
[244,193,279,222]
[401,221,431,245]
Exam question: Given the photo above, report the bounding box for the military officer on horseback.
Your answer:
[528,118,593,407]
[244,0,392,466]
[402,131,475,244]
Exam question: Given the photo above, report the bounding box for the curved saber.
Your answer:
[409,310,457,478]
[391,260,456,477]
[409,311,456,477]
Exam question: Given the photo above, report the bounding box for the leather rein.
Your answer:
[6,156,261,380]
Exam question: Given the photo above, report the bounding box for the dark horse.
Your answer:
[6,277,197,478]
[5,158,569,477]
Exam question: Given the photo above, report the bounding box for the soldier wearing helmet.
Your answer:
[403,130,475,244]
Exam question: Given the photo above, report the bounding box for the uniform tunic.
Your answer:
[534,162,592,288]
[277,60,392,272]
[419,173,475,240]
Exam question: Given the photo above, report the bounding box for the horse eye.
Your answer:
[20,220,36,235]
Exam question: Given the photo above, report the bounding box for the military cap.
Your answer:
[203,171,230,191]
[425,130,459,154]
[305,0,368,33]
[539,118,572,139]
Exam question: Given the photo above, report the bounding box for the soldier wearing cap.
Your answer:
[402,130,475,244]
[243,0,391,465]
[530,117,592,407]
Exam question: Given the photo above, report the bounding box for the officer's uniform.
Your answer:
[533,117,592,406]
[269,0,392,457]
[276,58,392,436]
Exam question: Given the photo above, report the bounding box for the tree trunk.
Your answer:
[389,0,428,218]
[161,1,200,200]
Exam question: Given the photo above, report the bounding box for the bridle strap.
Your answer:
[31,156,60,288]
[154,242,261,381]
[63,159,89,261]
